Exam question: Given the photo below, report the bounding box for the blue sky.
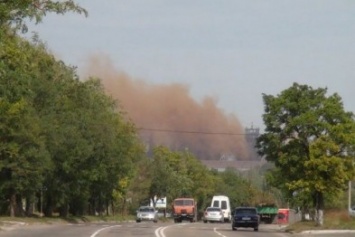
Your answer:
[27,0,355,130]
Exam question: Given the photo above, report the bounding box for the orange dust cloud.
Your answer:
[81,55,249,160]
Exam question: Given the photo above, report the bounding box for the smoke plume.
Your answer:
[81,56,249,160]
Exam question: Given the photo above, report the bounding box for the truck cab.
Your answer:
[172,198,197,223]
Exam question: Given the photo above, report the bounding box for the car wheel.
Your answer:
[232,226,236,231]
[153,220,158,223]
[203,220,207,223]
[254,227,258,231]
[136,220,141,223]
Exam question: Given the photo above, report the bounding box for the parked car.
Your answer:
[232,207,259,231]
[203,207,224,223]
[136,206,158,223]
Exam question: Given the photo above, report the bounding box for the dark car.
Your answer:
[232,207,259,231]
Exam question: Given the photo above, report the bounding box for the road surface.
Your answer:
[0,221,354,237]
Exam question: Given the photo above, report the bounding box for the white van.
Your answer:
[211,195,231,222]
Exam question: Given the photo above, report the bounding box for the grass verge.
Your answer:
[0,214,136,226]
[285,209,355,233]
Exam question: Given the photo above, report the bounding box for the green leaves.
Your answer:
[0,1,87,33]
[0,0,151,217]
[128,146,219,212]
[0,25,146,216]
[257,82,355,212]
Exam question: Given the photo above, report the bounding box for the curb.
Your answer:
[0,221,27,231]
[299,229,355,235]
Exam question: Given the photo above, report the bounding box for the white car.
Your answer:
[349,207,355,217]
[136,206,158,223]
[203,207,224,223]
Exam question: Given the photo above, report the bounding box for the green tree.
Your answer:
[184,151,218,213]
[126,157,153,211]
[0,28,145,217]
[256,83,355,226]
[0,30,53,217]
[0,0,87,33]
[0,0,148,218]
[39,77,144,217]
[213,168,257,208]
[148,146,218,215]
[149,146,192,206]
[0,99,50,216]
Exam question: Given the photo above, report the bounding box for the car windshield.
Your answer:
[139,207,155,212]
[174,199,193,206]
[207,207,221,212]
[235,208,257,215]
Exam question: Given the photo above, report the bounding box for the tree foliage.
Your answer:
[127,146,270,216]
[0,0,273,218]
[256,83,355,224]
[211,167,268,209]
[148,146,217,212]
[0,25,145,217]
[0,0,87,33]
[0,0,146,218]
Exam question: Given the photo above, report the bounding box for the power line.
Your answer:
[137,127,247,136]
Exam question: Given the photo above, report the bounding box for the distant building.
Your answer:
[200,159,265,172]
[245,125,261,160]
[200,125,264,172]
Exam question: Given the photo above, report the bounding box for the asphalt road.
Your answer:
[1,221,355,237]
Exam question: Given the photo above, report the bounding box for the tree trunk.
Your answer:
[9,192,16,217]
[121,198,126,215]
[44,194,53,217]
[25,196,34,216]
[98,195,105,216]
[111,200,115,216]
[89,197,96,215]
[15,194,25,217]
[106,199,110,216]
[316,209,324,226]
[314,191,324,226]
[59,203,69,218]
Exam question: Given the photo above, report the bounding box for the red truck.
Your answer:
[172,198,197,223]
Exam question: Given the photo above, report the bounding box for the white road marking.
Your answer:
[213,227,227,237]
[90,225,121,237]
[155,226,166,237]
[155,223,187,237]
